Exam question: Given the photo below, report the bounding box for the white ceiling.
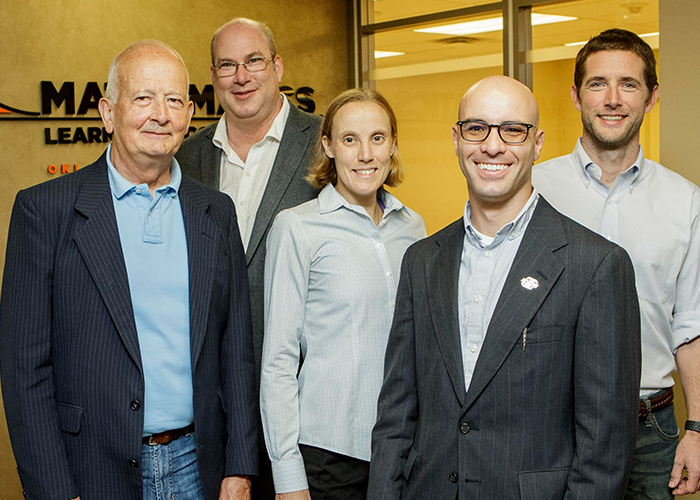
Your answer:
[371,0,658,73]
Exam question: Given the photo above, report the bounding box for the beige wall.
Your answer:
[660,0,700,186]
[660,2,700,498]
[0,1,350,496]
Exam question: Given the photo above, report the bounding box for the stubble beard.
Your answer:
[581,113,643,152]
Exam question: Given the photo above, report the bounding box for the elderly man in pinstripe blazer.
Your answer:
[368,76,641,500]
[0,40,257,500]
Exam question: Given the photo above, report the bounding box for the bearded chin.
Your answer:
[583,117,640,151]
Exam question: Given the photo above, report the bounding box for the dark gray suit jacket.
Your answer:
[176,102,321,384]
[0,153,258,500]
[368,198,641,500]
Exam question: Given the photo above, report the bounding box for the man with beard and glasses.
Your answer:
[533,28,700,499]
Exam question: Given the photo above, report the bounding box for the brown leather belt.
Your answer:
[143,423,194,446]
[639,387,673,419]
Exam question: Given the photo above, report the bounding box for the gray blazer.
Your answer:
[368,197,641,500]
[176,102,321,384]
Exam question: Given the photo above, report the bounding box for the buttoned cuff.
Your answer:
[271,455,309,494]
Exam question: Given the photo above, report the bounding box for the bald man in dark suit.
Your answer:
[368,76,641,500]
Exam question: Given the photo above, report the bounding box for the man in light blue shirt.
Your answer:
[0,40,257,500]
[533,29,700,499]
[107,145,193,436]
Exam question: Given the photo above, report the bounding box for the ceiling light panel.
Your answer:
[415,13,576,36]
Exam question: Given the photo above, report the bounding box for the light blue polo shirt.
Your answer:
[106,146,193,435]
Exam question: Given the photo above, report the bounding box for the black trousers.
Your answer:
[299,444,370,500]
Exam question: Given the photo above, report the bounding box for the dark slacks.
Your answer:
[299,444,370,500]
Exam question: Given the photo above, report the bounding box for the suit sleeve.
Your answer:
[367,249,419,500]
[0,190,78,500]
[565,245,641,499]
[221,197,259,477]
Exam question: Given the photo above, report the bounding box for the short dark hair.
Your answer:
[306,88,403,189]
[574,28,658,98]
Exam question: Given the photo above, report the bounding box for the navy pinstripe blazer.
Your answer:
[368,198,641,500]
[0,152,258,500]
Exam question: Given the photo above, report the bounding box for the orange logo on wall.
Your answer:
[47,164,80,175]
[0,101,40,116]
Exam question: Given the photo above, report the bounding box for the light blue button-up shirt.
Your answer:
[459,189,539,391]
[260,183,426,494]
[106,146,192,434]
[533,140,700,394]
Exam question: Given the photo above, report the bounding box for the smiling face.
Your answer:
[211,22,283,125]
[452,76,544,213]
[99,45,193,172]
[322,101,396,207]
[573,50,658,154]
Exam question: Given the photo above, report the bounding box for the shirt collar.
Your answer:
[318,183,406,219]
[463,187,539,250]
[572,138,646,189]
[106,144,181,200]
[212,94,290,162]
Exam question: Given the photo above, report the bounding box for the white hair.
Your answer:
[105,39,190,103]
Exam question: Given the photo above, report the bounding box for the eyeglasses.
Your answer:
[214,56,274,77]
[456,120,534,144]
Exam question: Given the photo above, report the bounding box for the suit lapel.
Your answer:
[179,177,219,369]
[73,155,142,369]
[426,220,467,406]
[246,104,313,265]
[463,199,567,410]
[199,125,221,190]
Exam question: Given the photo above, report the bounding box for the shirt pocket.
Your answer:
[519,325,563,346]
[633,243,681,304]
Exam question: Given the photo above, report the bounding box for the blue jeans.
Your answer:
[624,394,679,500]
[142,432,206,500]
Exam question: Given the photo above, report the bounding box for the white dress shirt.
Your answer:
[533,140,700,395]
[213,95,290,250]
[260,184,426,493]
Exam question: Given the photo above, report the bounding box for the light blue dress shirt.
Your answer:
[533,140,700,394]
[260,183,426,494]
[459,190,538,391]
[106,146,193,434]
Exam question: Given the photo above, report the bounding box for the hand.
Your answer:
[218,475,251,500]
[669,430,700,495]
[275,490,312,500]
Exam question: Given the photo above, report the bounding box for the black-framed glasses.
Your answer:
[456,120,534,144]
[214,56,274,77]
